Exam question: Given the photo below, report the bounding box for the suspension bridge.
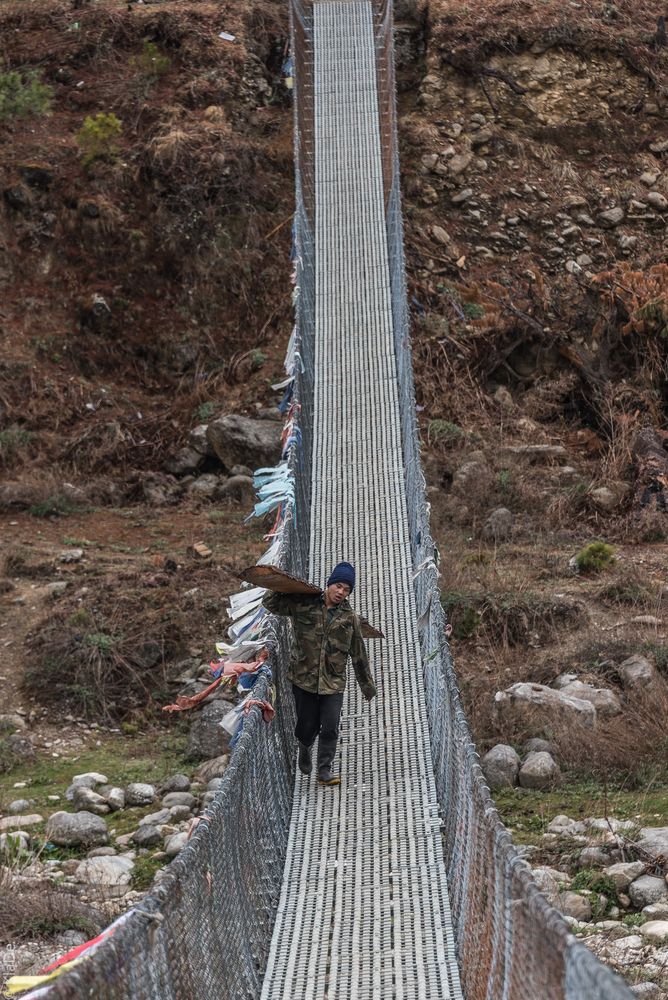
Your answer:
[31,2,634,998]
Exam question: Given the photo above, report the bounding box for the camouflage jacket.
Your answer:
[262,592,376,698]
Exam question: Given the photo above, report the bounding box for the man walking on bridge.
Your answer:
[262,561,376,786]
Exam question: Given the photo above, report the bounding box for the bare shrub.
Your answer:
[0,868,102,945]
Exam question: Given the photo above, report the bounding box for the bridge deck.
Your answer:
[260,4,463,997]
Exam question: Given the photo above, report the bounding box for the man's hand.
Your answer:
[363,684,376,702]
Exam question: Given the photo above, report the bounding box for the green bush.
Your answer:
[0,425,33,462]
[575,541,615,574]
[76,113,122,167]
[132,41,170,79]
[428,419,464,445]
[195,400,215,422]
[0,68,52,121]
[250,349,267,371]
[463,302,485,320]
[28,495,79,518]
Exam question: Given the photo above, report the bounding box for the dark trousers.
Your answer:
[292,684,344,770]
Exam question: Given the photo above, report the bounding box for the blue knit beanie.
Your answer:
[327,561,355,592]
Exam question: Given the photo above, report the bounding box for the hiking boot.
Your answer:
[317,766,340,787]
[298,743,312,775]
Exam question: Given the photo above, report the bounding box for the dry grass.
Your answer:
[0,866,102,946]
[23,562,235,721]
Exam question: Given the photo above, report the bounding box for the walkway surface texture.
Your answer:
[261,3,464,997]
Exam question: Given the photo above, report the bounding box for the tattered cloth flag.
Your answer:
[162,651,268,712]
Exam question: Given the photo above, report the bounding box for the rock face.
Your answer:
[493,682,597,731]
[480,744,520,790]
[206,415,281,471]
[188,703,230,761]
[518,751,562,790]
[559,680,622,717]
[46,811,109,847]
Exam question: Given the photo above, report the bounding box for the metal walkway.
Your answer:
[261,4,463,997]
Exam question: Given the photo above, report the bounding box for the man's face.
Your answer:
[326,582,351,605]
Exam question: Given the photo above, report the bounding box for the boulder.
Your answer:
[598,207,625,228]
[219,475,255,504]
[75,855,134,887]
[547,815,586,836]
[164,832,189,857]
[639,920,668,942]
[6,735,35,760]
[165,447,203,477]
[498,444,567,463]
[618,654,657,690]
[0,814,43,832]
[0,831,30,854]
[518,751,561,790]
[524,737,554,754]
[195,755,230,784]
[131,825,162,848]
[576,847,609,868]
[139,809,170,827]
[452,460,490,496]
[160,774,191,794]
[532,866,571,905]
[188,703,230,761]
[482,508,513,542]
[480,744,520,790]
[125,783,156,807]
[647,192,668,212]
[161,792,196,810]
[553,673,579,690]
[8,799,31,813]
[46,811,109,847]
[206,415,282,472]
[0,713,26,732]
[630,984,661,998]
[559,680,622,717]
[559,891,592,922]
[628,875,668,909]
[188,425,215,457]
[636,827,668,859]
[207,777,225,792]
[187,474,222,499]
[603,862,645,893]
[642,902,668,920]
[103,787,126,811]
[493,682,597,731]
[169,805,192,823]
[72,786,110,815]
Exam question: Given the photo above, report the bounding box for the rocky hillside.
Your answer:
[2,0,668,994]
